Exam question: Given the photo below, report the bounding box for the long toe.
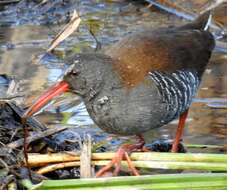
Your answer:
[96,160,115,177]
[124,152,140,176]
[96,135,145,177]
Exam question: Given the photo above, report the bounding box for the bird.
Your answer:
[23,11,215,177]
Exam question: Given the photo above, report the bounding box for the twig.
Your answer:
[145,0,227,52]
[7,126,68,149]
[27,152,227,167]
[89,28,102,51]
[200,0,227,13]
[145,0,195,21]
[27,152,80,167]
[80,134,92,178]
[37,161,80,174]
[36,159,227,175]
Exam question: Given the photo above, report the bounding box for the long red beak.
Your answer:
[23,81,69,118]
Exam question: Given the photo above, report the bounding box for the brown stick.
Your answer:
[27,152,115,167]
[37,161,81,174]
[80,134,92,178]
[7,126,67,149]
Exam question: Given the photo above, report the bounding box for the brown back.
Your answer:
[105,17,214,88]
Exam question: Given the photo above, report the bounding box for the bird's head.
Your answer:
[23,53,111,118]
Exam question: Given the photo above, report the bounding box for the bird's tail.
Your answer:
[179,11,212,31]
[193,11,212,31]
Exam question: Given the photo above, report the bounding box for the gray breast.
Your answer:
[149,70,200,123]
[84,69,200,136]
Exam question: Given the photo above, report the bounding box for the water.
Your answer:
[0,0,227,152]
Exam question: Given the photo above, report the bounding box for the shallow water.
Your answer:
[0,0,227,152]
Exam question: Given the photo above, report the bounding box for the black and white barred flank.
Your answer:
[149,70,200,123]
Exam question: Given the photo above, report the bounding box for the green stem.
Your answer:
[22,173,227,190]
[94,160,227,171]
[92,152,227,163]
[185,143,224,149]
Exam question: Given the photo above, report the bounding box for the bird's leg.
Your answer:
[96,135,145,177]
[171,109,189,153]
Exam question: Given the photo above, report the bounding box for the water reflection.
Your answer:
[66,102,94,126]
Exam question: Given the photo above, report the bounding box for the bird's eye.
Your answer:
[71,70,80,75]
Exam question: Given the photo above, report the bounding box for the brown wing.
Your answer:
[106,29,214,88]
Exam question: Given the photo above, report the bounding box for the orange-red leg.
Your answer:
[171,109,189,153]
[96,135,145,177]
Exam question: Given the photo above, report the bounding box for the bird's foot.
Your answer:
[96,135,145,177]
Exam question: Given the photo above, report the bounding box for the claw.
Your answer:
[124,152,139,176]
[95,135,145,177]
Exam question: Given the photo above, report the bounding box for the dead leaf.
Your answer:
[47,10,81,53]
